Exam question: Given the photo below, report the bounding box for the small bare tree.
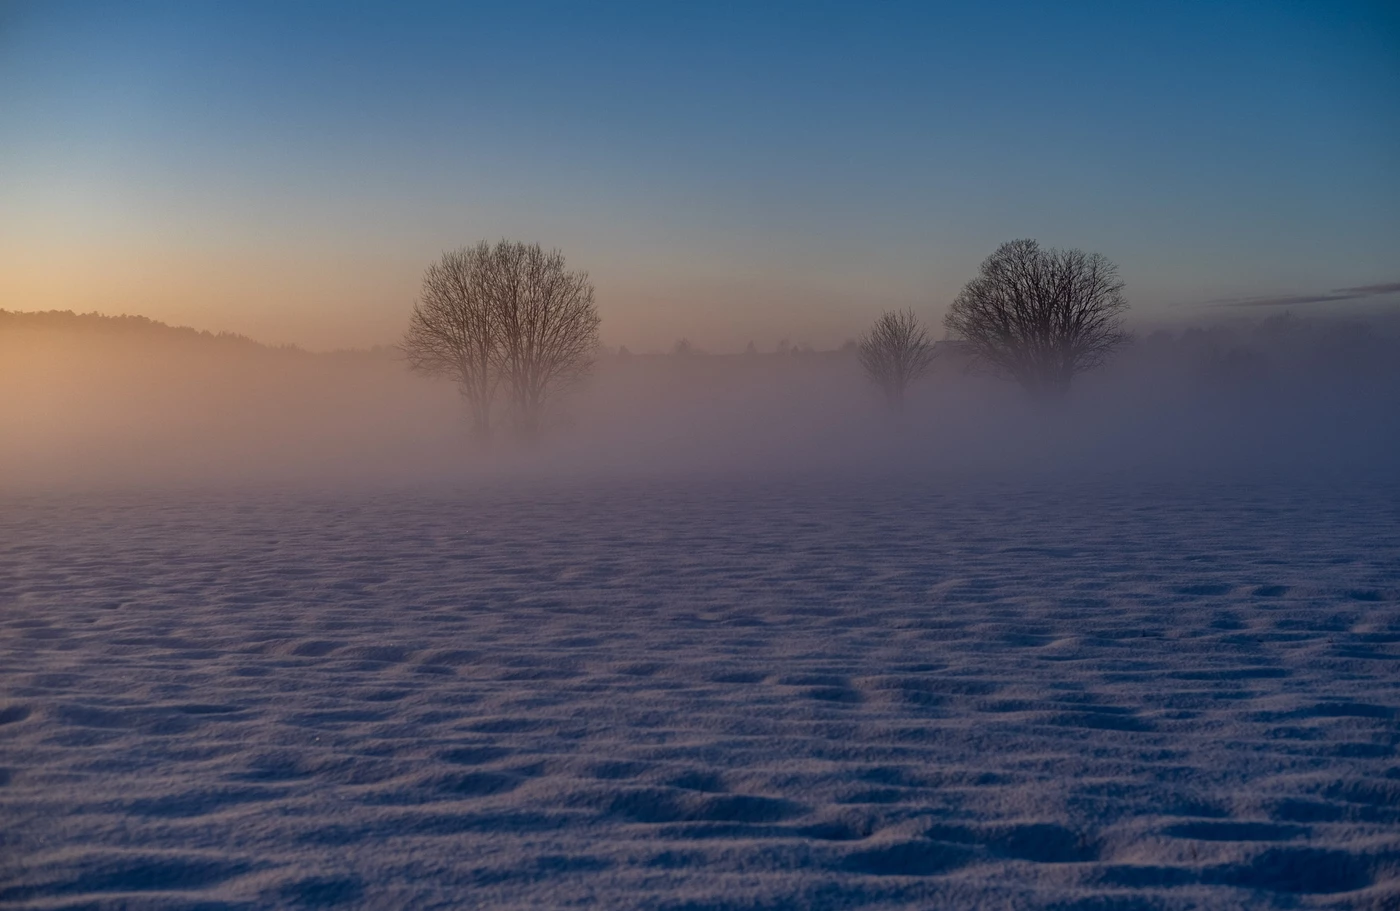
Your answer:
[944,239,1129,398]
[402,244,498,439]
[858,309,936,410]
[484,242,600,438]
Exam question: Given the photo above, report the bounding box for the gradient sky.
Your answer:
[2,1,1398,350]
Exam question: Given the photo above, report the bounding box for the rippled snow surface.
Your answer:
[2,480,1398,909]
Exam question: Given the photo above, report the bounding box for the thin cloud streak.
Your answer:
[1197,281,1400,309]
[1333,282,1400,296]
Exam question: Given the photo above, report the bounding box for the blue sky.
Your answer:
[2,0,1397,349]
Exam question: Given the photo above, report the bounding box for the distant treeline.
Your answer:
[1130,311,1400,386]
[0,310,399,362]
[3,307,1396,376]
[0,309,274,350]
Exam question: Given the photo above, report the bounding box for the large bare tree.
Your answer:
[402,244,499,439]
[944,239,1129,398]
[403,241,600,441]
[858,309,936,410]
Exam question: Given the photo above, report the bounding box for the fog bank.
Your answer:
[3,311,1398,491]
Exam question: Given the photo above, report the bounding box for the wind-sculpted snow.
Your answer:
[1,480,1398,909]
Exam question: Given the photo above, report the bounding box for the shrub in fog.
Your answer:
[944,239,1129,399]
[858,309,936,410]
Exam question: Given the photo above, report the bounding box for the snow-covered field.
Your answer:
[2,478,1398,910]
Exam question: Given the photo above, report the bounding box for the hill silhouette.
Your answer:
[0,309,410,364]
[1,309,279,350]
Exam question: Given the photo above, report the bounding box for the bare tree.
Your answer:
[403,240,600,442]
[402,244,498,439]
[858,309,936,409]
[944,239,1129,398]
[484,241,601,438]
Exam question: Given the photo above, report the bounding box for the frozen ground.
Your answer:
[1,479,1398,910]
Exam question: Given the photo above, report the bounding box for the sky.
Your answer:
[1,0,1398,351]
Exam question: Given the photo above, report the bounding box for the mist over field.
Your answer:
[4,310,1398,490]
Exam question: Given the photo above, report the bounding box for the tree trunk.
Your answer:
[886,382,905,412]
[470,404,492,443]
